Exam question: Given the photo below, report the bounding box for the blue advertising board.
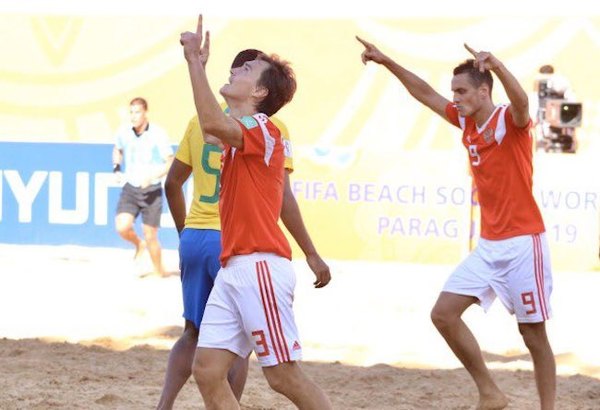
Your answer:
[0,142,180,249]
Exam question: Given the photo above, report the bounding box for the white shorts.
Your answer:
[198,253,302,366]
[443,233,552,323]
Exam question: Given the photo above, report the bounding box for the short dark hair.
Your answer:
[231,49,263,69]
[255,54,297,117]
[129,97,148,110]
[453,59,493,93]
[539,64,554,74]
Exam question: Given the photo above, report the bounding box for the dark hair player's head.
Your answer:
[231,49,263,69]
[453,59,494,94]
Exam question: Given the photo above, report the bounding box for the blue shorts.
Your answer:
[179,228,222,329]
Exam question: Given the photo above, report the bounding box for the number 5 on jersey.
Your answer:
[199,144,221,204]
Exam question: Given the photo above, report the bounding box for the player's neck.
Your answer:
[133,120,149,136]
[225,98,256,119]
[471,102,495,128]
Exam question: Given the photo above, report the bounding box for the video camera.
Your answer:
[544,99,582,128]
[535,78,583,153]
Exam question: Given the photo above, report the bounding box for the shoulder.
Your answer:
[186,115,200,129]
[115,124,132,136]
[270,116,290,139]
[114,125,133,143]
[238,114,280,135]
[238,115,261,130]
[503,104,531,130]
[183,115,202,139]
[444,103,463,128]
[149,122,167,134]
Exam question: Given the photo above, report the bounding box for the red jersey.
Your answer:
[445,103,545,240]
[219,113,291,266]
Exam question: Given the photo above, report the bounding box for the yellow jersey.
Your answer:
[176,113,294,230]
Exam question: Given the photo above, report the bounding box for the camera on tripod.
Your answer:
[535,67,583,153]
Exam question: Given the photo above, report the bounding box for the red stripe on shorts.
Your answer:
[256,261,282,363]
[262,260,291,362]
[260,260,289,362]
[533,234,548,320]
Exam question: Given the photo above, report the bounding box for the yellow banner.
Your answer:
[1,14,599,270]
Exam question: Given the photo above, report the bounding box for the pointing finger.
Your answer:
[464,43,477,57]
[196,14,203,35]
[356,35,371,49]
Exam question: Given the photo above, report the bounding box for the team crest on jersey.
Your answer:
[483,128,494,143]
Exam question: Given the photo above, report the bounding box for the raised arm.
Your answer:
[180,15,243,148]
[280,171,331,288]
[356,36,451,120]
[464,44,529,127]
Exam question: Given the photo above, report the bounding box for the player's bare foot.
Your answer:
[134,240,147,259]
[476,392,509,410]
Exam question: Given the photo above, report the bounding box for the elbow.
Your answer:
[164,177,176,197]
[164,173,181,197]
[515,97,529,113]
[201,115,229,138]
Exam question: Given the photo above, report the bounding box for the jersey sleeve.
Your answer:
[114,126,125,150]
[175,117,198,166]
[271,116,294,172]
[445,102,462,129]
[236,115,280,168]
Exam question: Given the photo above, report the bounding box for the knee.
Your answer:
[264,364,302,395]
[192,356,222,391]
[430,306,453,331]
[266,373,288,394]
[115,220,130,235]
[518,324,548,353]
[143,226,159,242]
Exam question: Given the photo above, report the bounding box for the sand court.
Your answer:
[1,244,600,409]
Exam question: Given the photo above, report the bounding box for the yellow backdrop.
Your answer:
[1,14,599,270]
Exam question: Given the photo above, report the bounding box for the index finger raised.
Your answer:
[355,36,372,48]
[196,14,203,35]
[463,43,478,57]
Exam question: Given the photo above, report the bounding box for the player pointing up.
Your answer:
[357,37,555,410]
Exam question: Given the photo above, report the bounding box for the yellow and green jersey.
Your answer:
[176,112,293,230]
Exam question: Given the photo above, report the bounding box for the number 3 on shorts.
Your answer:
[252,330,270,357]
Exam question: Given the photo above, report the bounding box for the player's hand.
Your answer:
[356,36,388,65]
[180,14,210,65]
[307,253,331,288]
[464,43,501,72]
